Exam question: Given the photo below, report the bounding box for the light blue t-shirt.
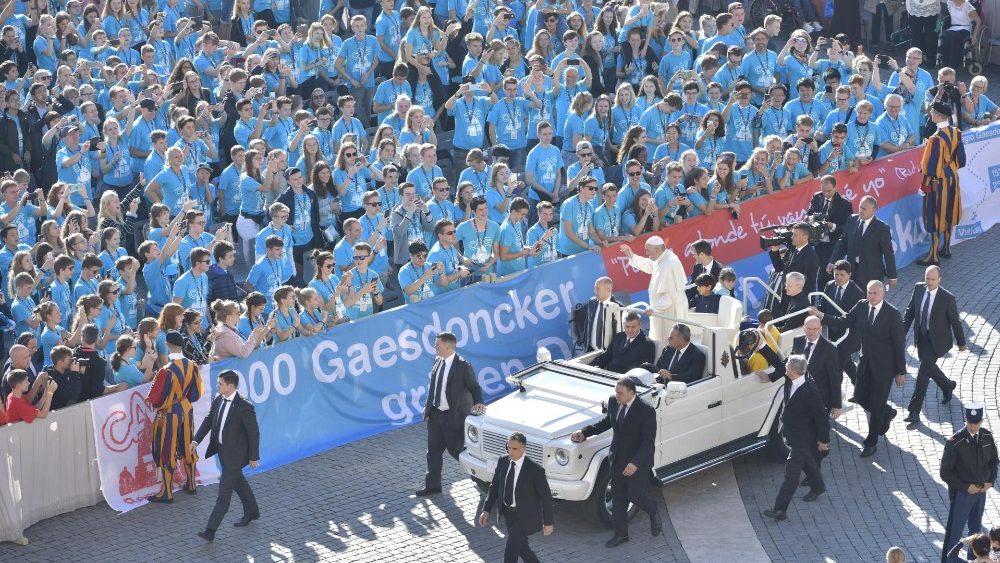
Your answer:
[172,271,210,329]
[524,144,563,201]
[556,196,597,255]
[455,219,500,272]
[496,219,529,276]
[397,262,436,303]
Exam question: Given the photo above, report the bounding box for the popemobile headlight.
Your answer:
[554,448,569,466]
[467,424,479,444]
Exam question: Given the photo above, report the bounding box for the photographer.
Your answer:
[74,324,127,402]
[46,345,83,410]
[767,221,820,300]
[807,175,852,287]
[922,67,966,137]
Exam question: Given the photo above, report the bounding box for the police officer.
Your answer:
[940,403,999,563]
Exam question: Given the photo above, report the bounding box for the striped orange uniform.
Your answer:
[146,358,203,471]
[920,125,966,233]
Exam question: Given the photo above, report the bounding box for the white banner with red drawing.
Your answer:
[91,366,220,513]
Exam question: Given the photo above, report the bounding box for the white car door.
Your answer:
[654,376,723,467]
[718,349,783,445]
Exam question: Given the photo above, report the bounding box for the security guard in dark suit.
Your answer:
[940,403,999,563]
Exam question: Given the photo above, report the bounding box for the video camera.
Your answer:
[758,217,830,250]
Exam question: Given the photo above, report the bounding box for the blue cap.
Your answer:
[966,403,984,423]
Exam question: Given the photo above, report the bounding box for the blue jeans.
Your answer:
[791,0,818,21]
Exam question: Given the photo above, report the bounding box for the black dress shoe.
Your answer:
[415,487,442,497]
[847,396,857,403]
[880,408,897,435]
[650,511,662,536]
[197,530,215,542]
[605,535,630,548]
[801,478,810,487]
[233,515,259,527]
[803,488,825,502]
[941,381,957,404]
[762,509,786,521]
[903,414,920,424]
[147,494,173,504]
[860,446,877,458]
[940,250,952,259]
[916,258,939,266]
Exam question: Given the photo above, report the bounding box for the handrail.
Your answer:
[809,291,847,317]
[762,293,851,350]
[624,301,714,333]
[741,276,782,312]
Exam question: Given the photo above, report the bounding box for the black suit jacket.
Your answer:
[777,291,811,330]
[828,215,897,287]
[820,280,864,348]
[0,110,29,172]
[769,244,820,294]
[902,283,965,359]
[422,355,484,428]
[792,336,842,409]
[482,455,554,535]
[687,260,724,298]
[781,379,831,447]
[594,331,655,374]
[807,191,852,249]
[823,299,906,383]
[583,395,656,471]
[652,344,706,384]
[194,393,261,469]
[581,296,622,352]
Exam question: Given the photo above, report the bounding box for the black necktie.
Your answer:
[920,291,931,333]
[868,305,876,327]
[835,286,843,303]
[668,349,680,372]
[214,398,229,443]
[805,341,814,358]
[617,403,628,426]
[504,461,516,507]
[823,198,831,214]
[783,383,791,402]
[623,338,631,350]
[596,304,605,349]
[430,361,446,408]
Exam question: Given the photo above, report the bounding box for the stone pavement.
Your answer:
[3,237,1000,563]
[735,224,1000,562]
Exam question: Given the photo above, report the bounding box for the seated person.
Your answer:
[736,328,785,383]
[593,311,655,374]
[757,309,781,350]
[643,323,707,384]
[714,267,737,298]
[687,238,723,298]
[688,274,722,313]
[776,271,810,330]
[574,276,623,354]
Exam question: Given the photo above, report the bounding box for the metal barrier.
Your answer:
[741,276,782,313]
[762,291,852,354]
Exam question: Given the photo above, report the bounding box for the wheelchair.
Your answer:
[888,1,991,75]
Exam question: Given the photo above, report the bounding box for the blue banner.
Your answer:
[206,251,607,472]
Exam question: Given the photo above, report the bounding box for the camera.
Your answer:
[502,11,513,19]
[758,216,829,250]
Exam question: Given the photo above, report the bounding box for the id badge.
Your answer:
[360,294,372,312]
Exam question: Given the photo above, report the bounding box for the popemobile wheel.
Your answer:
[748,0,765,28]
[590,465,638,528]
[969,62,983,75]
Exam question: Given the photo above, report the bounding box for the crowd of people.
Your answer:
[0,0,992,428]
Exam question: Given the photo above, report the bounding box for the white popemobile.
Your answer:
[460,295,802,527]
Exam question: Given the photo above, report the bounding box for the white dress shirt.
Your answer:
[869,300,883,322]
[923,287,938,315]
[217,390,237,444]
[590,298,613,350]
[803,337,819,361]
[435,353,456,411]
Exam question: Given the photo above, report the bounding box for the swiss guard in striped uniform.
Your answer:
[918,100,966,266]
[145,330,203,503]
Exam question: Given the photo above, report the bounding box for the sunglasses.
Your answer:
[627,171,642,177]
[366,201,382,206]
[578,152,593,157]
[443,230,456,235]
[353,255,369,261]
[344,152,357,157]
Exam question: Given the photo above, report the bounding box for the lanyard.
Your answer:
[462,98,476,123]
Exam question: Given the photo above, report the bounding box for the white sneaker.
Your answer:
[813,21,824,31]
[803,22,814,33]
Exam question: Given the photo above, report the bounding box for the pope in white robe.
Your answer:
[620,236,688,348]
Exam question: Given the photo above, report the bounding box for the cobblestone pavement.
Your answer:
[0,420,688,563]
[735,225,1000,562]
[4,227,1000,563]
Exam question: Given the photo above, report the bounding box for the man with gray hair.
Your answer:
[762,354,831,522]
[827,195,897,290]
[618,236,687,348]
[809,279,906,458]
[776,271,810,330]
[577,276,622,354]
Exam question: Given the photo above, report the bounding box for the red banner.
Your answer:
[601,146,925,293]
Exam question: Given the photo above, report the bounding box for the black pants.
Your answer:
[773,443,824,512]
[207,462,259,531]
[424,407,463,489]
[254,9,276,27]
[942,29,971,71]
[871,3,894,45]
[907,334,952,416]
[859,366,894,448]
[836,338,858,386]
[909,14,939,66]
[610,467,658,538]
[501,508,541,563]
